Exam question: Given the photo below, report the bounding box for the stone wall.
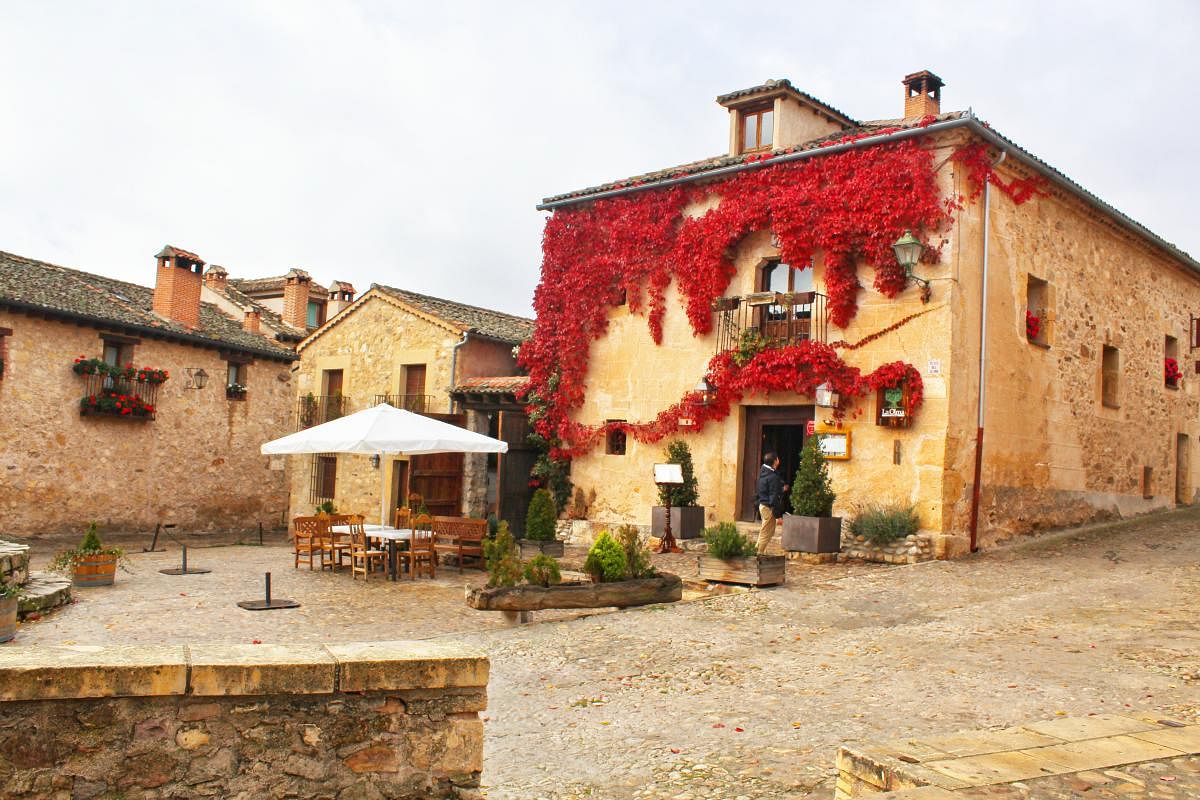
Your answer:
[0,312,295,538]
[0,640,487,799]
[841,532,935,564]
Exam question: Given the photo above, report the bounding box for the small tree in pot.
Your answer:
[651,440,705,539]
[520,488,565,558]
[51,522,125,587]
[781,436,841,553]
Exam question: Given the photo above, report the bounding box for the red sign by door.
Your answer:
[806,419,816,436]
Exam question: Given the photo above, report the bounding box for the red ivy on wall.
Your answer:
[953,142,1046,205]
[523,134,1030,456]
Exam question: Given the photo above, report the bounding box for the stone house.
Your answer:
[524,70,1200,556]
[201,266,357,348]
[0,245,299,538]
[288,284,533,525]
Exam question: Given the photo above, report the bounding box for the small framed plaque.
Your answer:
[653,463,684,485]
[814,425,851,461]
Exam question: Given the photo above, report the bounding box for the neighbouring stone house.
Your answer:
[0,245,298,538]
[523,70,1200,557]
[288,284,533,525]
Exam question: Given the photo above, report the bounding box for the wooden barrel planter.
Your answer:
[73,554,118,587]
[697,555,786,587]
[0,596,17,643]
[466,573,682,612]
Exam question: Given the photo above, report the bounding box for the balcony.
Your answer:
[78,374,159,421]
[373,394,437,413]
[714,291,829,354]
[297,394,349,430]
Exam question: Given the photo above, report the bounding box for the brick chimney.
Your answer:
[903,70,944,118]
[327,280,357,317]
[204,264,228,290]
[282,268,312,329]
[152,245,205,329]
[243,309,261,334]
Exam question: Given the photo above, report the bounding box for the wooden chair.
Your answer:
[399,514,436,579]
[348,515,386,581]
[393,507,411,530]
[432,516,488,574]
[293,516,325,571]
[321,514,352,570]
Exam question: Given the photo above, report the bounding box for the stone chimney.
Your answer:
[204,265,228,290]
[903,70,944,118]
[327,281,357,317]
[152,245,205,329]
[243,309,261,334]
[282,268,312,329]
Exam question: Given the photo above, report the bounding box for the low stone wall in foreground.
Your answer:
[0,640,487,799]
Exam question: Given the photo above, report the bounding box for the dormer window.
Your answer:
[741,105,774,152]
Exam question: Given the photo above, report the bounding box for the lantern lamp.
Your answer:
[815,382,839,408]
[694,376,716,406]
[185,367,209,390]
[892,230,931,300]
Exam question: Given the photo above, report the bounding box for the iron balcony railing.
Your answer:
[373,394,437,413]
[714,291,830,354]
[296,394,349,429]
[78,374,161,421]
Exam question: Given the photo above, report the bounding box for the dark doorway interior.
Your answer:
[739,405,814,521]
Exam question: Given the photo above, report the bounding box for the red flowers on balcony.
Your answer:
[80,390,155,419]
[1165,357,1183,387]
[72,357,169,384]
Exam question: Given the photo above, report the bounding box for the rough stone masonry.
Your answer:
[0,640,488,799]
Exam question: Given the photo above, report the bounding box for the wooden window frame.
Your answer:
[740,105,774,153]
[310,454,337,504]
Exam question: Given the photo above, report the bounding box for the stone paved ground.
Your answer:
[8,509,1200,799]
[914,754,1200,798]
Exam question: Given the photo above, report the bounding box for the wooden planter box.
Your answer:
[0,596,16,643]
[780,514,842,553]
[518,539,565,558]
[73,553,118,587]
[651,506,706,539]
[697,555,785,587]
[466,573,682,611]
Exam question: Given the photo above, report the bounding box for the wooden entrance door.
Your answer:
[1177,434,1190,505]
[410,413,465,517]
[497,411,538,536]
[739,405,814,521]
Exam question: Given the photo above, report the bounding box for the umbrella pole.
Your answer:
[379,452,387,527]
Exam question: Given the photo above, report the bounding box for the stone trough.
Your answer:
[0,539,72,621]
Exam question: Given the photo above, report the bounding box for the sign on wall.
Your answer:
[814,424,851,461]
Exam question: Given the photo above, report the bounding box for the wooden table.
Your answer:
[331,524,413,581]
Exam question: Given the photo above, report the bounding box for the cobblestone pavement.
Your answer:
[9,510,1200,799]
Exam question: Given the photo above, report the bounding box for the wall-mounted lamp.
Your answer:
[815,382,839,408]
[184,367,209,390]
[694,376,716,406]
[369,454,381,469]
[892,230,931,301]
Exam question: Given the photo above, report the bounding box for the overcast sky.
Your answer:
[2,1,1197,317]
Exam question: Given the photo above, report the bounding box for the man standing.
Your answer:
[755,451,788,555]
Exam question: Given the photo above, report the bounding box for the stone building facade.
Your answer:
[0,246,298,538]
[288,285,532,524]
[528,71,1200,554]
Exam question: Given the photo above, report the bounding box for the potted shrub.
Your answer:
[781,435,842,553]
[697,522,785,587]
[51,523,124,588]
[849,503,920,546]
[520,488,564,558]
[650,440,705,539]
[523,554,562,588]
[0,576,18,643]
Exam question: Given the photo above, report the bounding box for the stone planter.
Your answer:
[518,539,565,558]
[650,506,706,539]
[0,595,16,643]
[466,573,682,611]
[697,555,786,587]
[73,553,118,587]
[780,514,842,553]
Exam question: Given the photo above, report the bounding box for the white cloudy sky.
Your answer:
[1,1,1197,317]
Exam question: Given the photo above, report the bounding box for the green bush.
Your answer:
[849,503,920,545]
[791,435,836,517]
[525,489,558,541]
[583,531,629,582]
[657,440,699,508]
[615,524,654,579]
[523,554,562,587]
[484,522,522,588]
[315,500,337,515]
[703,522,756,560]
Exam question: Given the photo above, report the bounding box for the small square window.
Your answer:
[227,362,247,399]
[1142,465,1154,499]
[740,106,774,153]
[605,421,627,456]
[1025,275,1050,346]
[1165,335,1181,389]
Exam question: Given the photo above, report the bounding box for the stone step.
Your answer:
[18,571,72,619]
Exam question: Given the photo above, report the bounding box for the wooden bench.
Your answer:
[432,516,487,573]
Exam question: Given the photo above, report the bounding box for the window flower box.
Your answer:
[227,384,248,401]
[80,390,155,420]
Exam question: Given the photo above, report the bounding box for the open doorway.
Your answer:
[1177,433,1190,505]
[739,405,815,521]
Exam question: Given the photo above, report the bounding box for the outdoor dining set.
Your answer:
[292,508,487,581]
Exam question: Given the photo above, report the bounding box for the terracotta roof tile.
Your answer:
[453,376,530,396]
[373,285,534,344]
[0,250,297,360]
[229,274,328,298]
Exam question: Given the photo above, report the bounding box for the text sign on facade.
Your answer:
[815,427,851,461]
[653,463,684,485]
[806,419,816,436]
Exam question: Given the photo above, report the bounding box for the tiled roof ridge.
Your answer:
[373,284,534,326]
[211,280,305,339]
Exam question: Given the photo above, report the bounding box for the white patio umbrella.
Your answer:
[261,403,508,525]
